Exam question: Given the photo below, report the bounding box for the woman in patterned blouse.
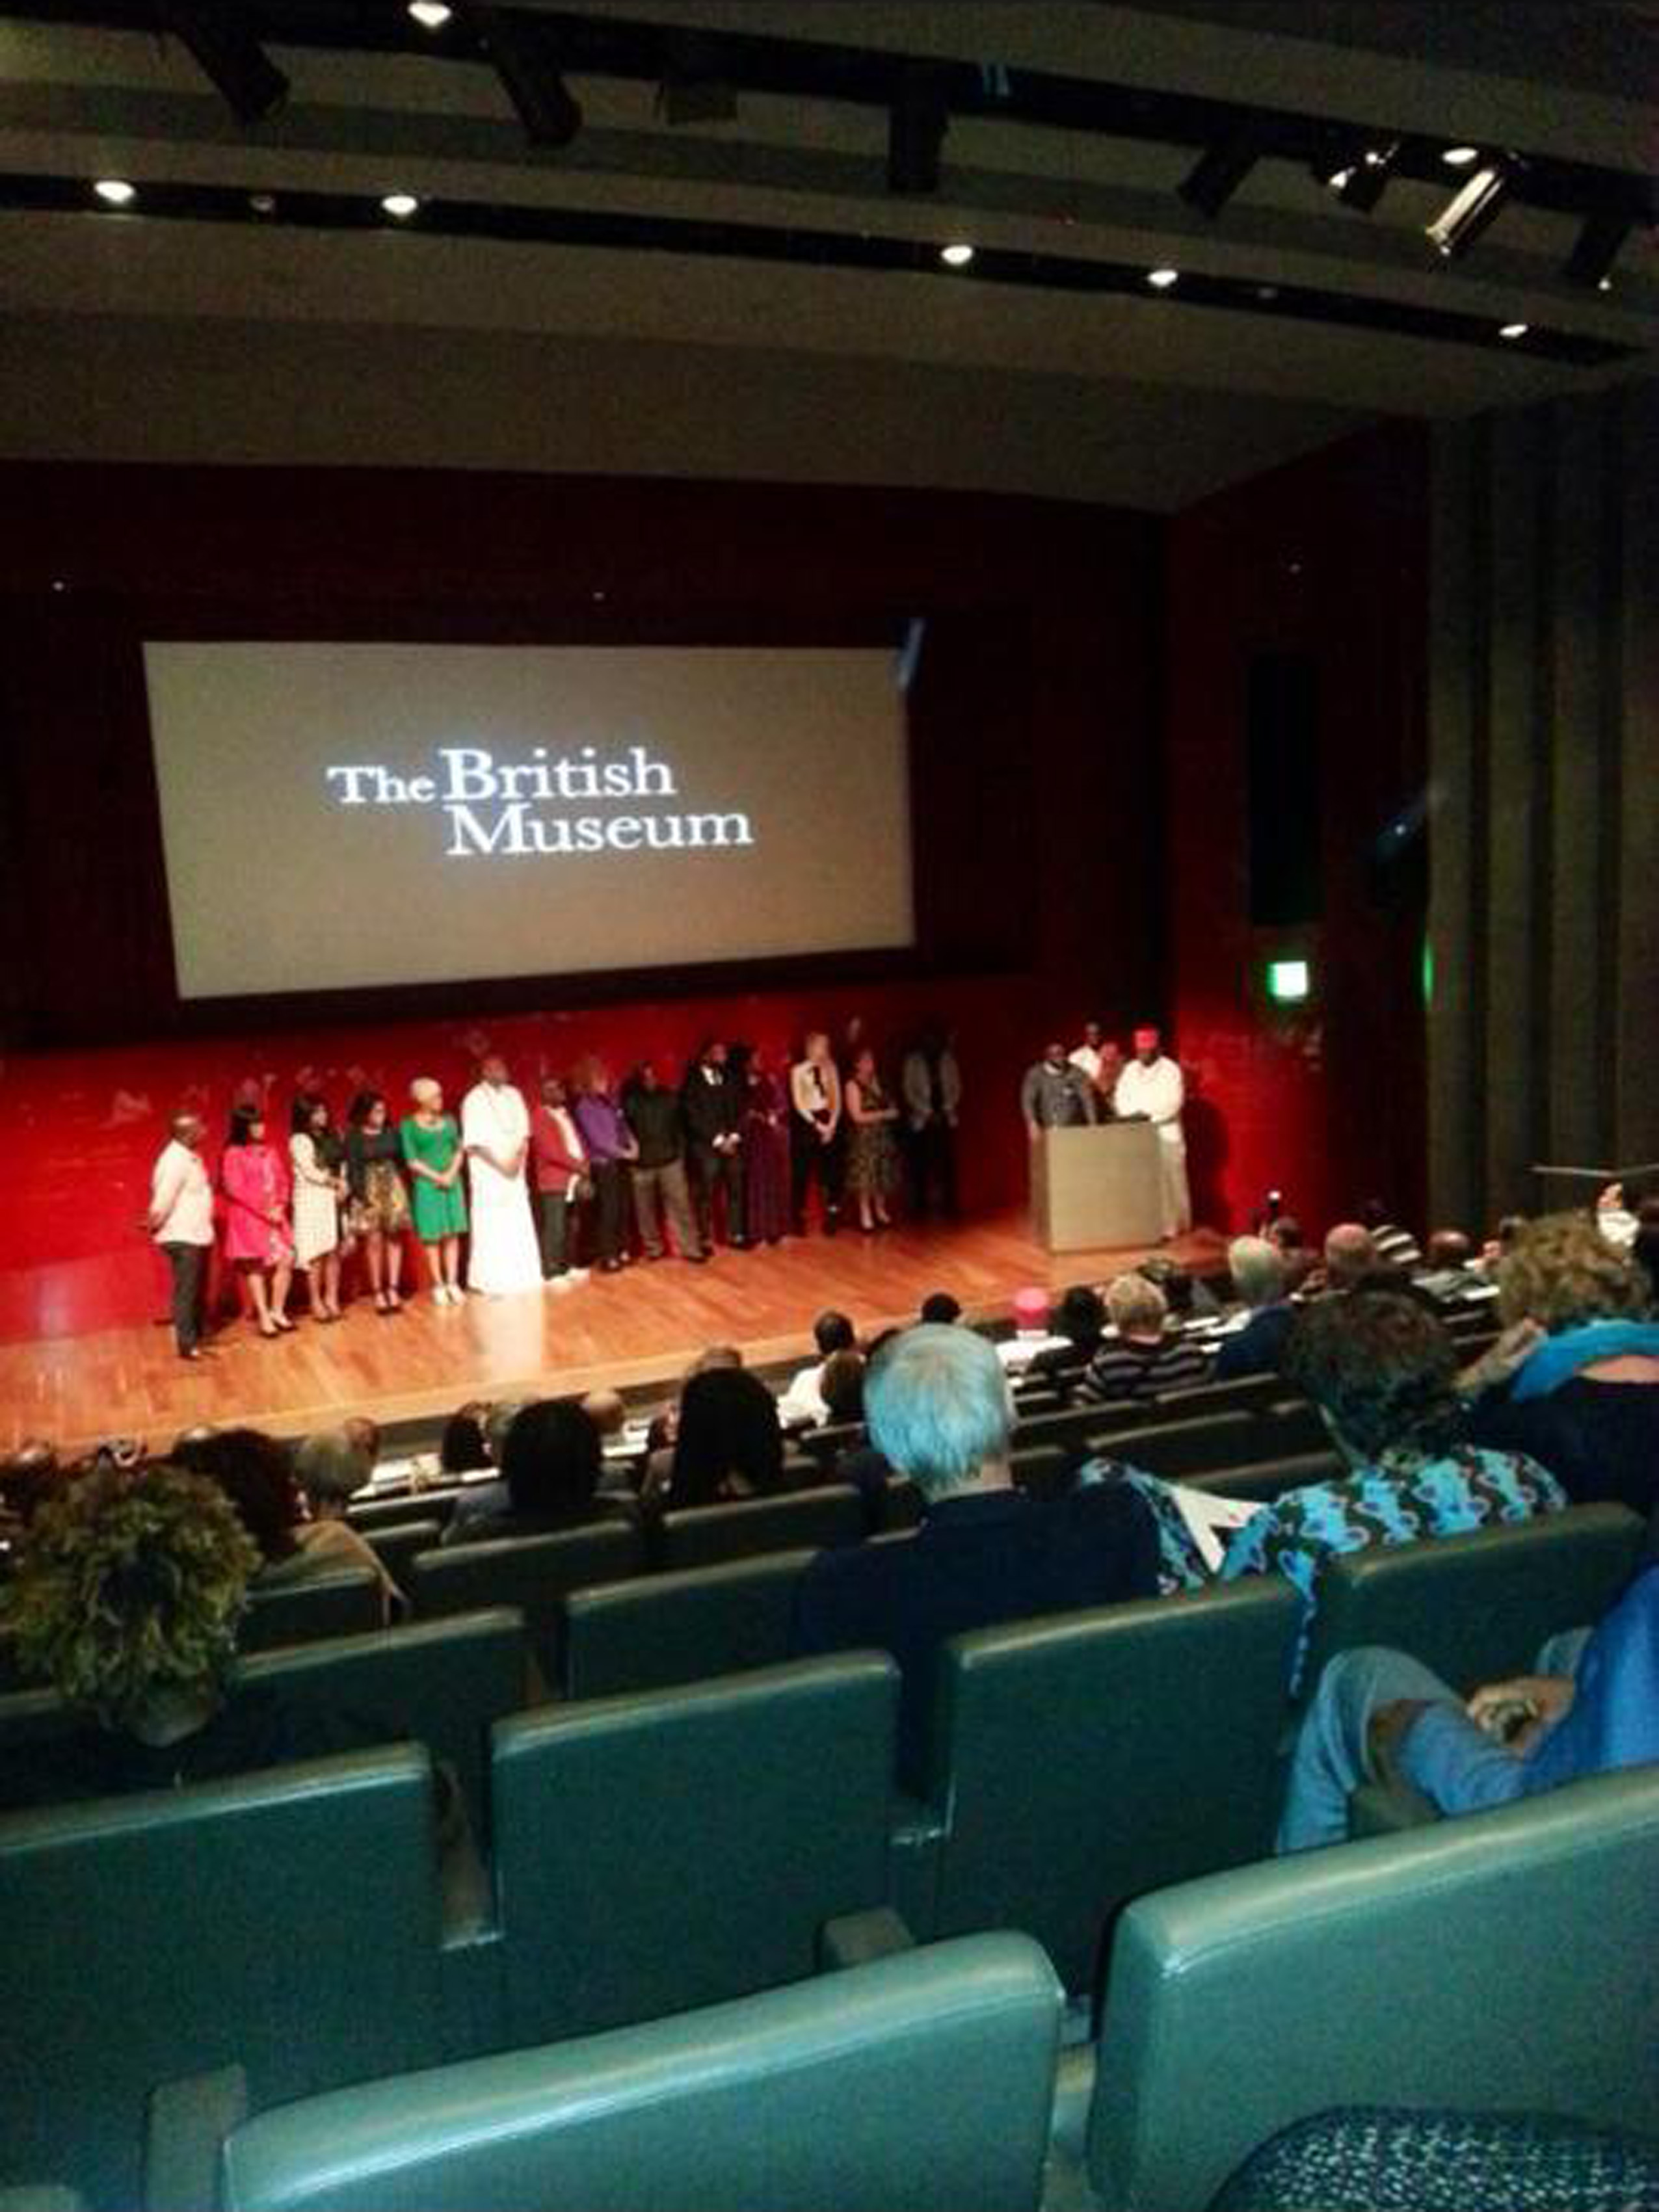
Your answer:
[1109,1290,1565,1691]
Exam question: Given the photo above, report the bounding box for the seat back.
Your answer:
[1301,1503,1647,1692]
[1009,1445,1072,1503]
[928,1581,1299,1990]
[1182,1451,1345,1504]
[220,1933,1063,2212]
[240,1570,384,1650]
[658,1486,865,1571]
[1087,1411,1260,1478]
[0,1747,444,2212]
[1152,1374,1287,1421]
[797,1419,868,1467]
[361,1518,444,1590]
[1087,1766,1659,2212]
[563,1551,814,1699]
[1011,1404,1128,1456]
[491,1654,897,2045]
[349,1489,462,1533]
[410,1522,644,1678]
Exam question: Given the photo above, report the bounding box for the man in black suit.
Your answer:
[790,1323,1159,1789]
[681,1037,747,1250]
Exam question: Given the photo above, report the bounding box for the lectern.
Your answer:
[1030,1122,1163,1252]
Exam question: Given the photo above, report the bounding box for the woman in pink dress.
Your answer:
[220,1103,296,1337]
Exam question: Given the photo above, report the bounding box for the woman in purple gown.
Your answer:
[737,1044,791,1245]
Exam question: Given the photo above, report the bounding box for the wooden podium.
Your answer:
[1030,1122,1163,1252]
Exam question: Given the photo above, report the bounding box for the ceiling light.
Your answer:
[1178,125,1266,219]
[888,60,951,196]
[1498,321,1529,340]
[476,6,584,148]
[1563,211,1633,292]
[1442,145,1481,167]
[380,192,420,218]
[407,2,453,26]
[940,241,974,267]
[1147,267,1180,289]
[1332,138,1400,213]
[93,178,136,205]
[158,4,289,125]
[1426,160,1512,257]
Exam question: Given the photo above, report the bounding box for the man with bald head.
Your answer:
[1322,1222,1381,1292]
[148,1109,215,1360]
[1114,1025,1190,1239]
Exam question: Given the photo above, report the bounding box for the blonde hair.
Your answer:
[1497,1213,1649,1333]
[1106,1272,1167,1338]
[409,1077,442,1109]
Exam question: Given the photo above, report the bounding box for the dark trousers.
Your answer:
[633,1157,700,1257]
[585,1160,629,1265]
[690,1143,746,1245]
[903,1119,959,1219]
[535,1189,571,1277]
[791,1121,842,1231]
[163,1241,207,1354]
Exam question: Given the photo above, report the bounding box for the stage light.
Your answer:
[1426,159,1512,257]
[158,3,289,125]
[1498,321,1529,340]
[1266,958,1310,1005]
[1331,138,1400,213]
[93,178,136,205]
[1178,127,1264,218]
[1442,145,1480,167]
[475,7,584,149]
[408,2,453,27]
[888,62,950,195]
[381,192,421,218]
[1147,266,1179,289]
[1563,212,1632,291]
[940,241,974,267]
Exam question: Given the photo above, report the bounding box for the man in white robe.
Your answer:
[1114,1025,1191,1239]
[461,1057,543,1295]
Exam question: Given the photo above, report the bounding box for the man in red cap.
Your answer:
[1113,1025,1190,1239]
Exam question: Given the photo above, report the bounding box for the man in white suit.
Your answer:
[1114,1025,1191,1239]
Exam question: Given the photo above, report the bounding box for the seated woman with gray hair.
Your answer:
[1075,1272,1213,1404]
[0,1462,394,1809]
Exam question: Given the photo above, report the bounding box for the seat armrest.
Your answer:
[146,2064,248,2212]
[817,1907,917,1971]
[1348,1776,1440,1836]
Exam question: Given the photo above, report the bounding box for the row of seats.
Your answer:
[2,1501,1644,2208]
[16,1756,1658,2211]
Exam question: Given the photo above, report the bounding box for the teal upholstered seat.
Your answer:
[239,1568,384,1649]
[1085,1765,1659,2212]
[562,1549,814,1698]
[410,1521,644,1679]
[217,1932,1063,2212]
[657,1485,866,1570]
[491,1652,897,2045]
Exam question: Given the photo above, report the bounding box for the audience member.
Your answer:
[1213,1235,1295,1381]
[1025,1284,1107,1389]
[176,1427,400,1622]
[292,1427,372,1516]
[1320,1222,1383,1293]
[818,1348,866,1425]
[1463,1212,1659,1518]
[776,1310,857,1429]
[442,1399,531,1543]
[1360,1199,1424,1272]
[438,1400,492,1477]
[918,1290,962,1326]
[648,1367,786,1510]
[1278,1562,1659,1850]
[0,1440,60,1534]
[1076,1274,1212,1403]
[790,1324,1158,1787]
[1137,1252,1219,1320]
[446,1399,620,1543]
[1426,1228,1474,1272]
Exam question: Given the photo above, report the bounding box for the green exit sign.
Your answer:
[1266,958,1311,1004]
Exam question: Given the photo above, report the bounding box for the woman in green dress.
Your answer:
[401,1077,468,1304]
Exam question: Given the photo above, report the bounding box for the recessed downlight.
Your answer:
[1147,266,1180,289]
[1442,145,1480,167]
[380,192,421,219]
[940,241,975,267]
[408,3,453,27]
[94,178,136,206]
[1499,321,1529,340]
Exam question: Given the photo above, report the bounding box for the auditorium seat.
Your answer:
[208,1933,1062,2212]
[360,1517,444,1590]
[1009,1444,1072,1503]
[795,1419,867,1468]
[656,1484,865,1572]
[1181,1450,1346,1503]
[490,1653,897,2046]
[1009,1403,1137,1457]
[349,1489,463,1533]
[1078,1765,1659,2212]
[1297,1502,1647,1696]
[0,1745,450,2212]
[1152,1373,1290,1421]
[239,1569,385,1650]
[905,1580,1299,1990]
[410,1522,644,1683]
[562,1550,816,1700]
[1085,1410,1262,1479]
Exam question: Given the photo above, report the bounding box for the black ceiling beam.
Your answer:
[0,165,1632,369]
[2,0,1653,233]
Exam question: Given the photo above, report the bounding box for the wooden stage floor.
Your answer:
[2,1214,1228,1455]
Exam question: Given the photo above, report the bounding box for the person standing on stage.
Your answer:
[682,1038,747,1250]
[736,1042,792,1246]
[790,1029,843,1236]
[622,1060,704,1264]
[220,1102,295,1338]
[844,1046,901,1233]
[900,1022,962,1220]
[1114,1025,1191,1239]
[572,1056,637,1274]
[147,1110,215,1361]
[402,1077,468,1304]
[1020,1042,1096,1136]
[1068,1022,1106,1086]
[530,1075,590,1287]
[345,1090,412,1315]
[461,1055,542,1296]
[289,1094,346,1323]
